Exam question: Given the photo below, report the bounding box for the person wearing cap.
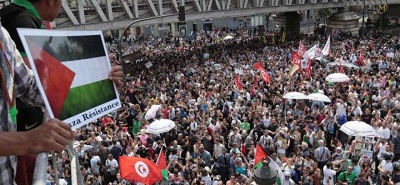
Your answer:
[278,170,295,185]
[332,147,348,172]
[233,153,249,176]
[378,151,394,177]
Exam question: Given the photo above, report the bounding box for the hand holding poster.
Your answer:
[18,29,121,129]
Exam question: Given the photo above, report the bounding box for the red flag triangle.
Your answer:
[26,39,75,118]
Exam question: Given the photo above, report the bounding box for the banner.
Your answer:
[322,36,330,56]
[291,52,301,65]
[18,29,121,129]
[303,44,322,60]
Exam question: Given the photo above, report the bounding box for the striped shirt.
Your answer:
[0,26,43,184]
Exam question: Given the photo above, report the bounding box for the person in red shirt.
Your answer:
[101,115,114,127]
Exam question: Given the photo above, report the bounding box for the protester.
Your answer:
[25,23,398,185]
[0,26,74,184]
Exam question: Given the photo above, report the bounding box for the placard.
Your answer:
[18,29,121,129]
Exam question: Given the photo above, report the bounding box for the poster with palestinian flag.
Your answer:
[17,29,121,129]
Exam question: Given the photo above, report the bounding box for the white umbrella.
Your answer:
[146,119,175,134]
[325,73,350,82]
[145,105,161,120]
[339,121,376,137]
[307,93,331,103]
[223,35,234,40]
[282,92,307,100]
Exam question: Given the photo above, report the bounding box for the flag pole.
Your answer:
[33,111,51,185]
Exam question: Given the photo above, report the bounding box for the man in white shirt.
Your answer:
[377,122,391,140]
[189,116,198,132]
[323,161,336,185]
[335,99,347,117]
[106,154,119,183]
[378,152,393,176]
[90,154,101,174]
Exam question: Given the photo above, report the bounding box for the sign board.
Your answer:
[377,4,388,14]
[18,29,122,129]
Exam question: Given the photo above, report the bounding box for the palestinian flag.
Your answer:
[255,144,268,169]
[119,156,163,185]
[23,34,118,121]
[254,144,283,180]
[156,148,169,181]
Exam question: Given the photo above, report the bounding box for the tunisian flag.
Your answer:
[120,156,163,184]
[253,61,270,83]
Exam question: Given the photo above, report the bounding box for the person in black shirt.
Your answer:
[0,0,47,132]
[361,108,373,125]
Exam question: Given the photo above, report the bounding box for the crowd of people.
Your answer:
[50,27,400,185]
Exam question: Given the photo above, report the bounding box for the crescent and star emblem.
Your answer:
[134,161,150,178]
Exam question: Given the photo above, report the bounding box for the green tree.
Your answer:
[318,8,333,25]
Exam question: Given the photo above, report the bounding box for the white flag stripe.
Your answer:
[62,56,110,88]
[268,156,283,180]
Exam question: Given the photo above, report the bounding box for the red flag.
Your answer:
[156,149,167,169]
[234,75,243,90]
[359,50,365,66]
[255,62,271,84]
[260,70,271,83]
[255,144,268,168]
[26,39,75,118]
[119,156,163,185]
[298,41,306,57]
[253,61,262,70]
[305,59,312,78]
[292,52,301,65]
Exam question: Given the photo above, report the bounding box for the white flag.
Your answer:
[268,156,283,180]
[322,36,331,56]
[303,44,322,60]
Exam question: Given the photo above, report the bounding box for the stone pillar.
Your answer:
[274,12,301,37]
[171,22,177,36]
[154,24,160,37]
